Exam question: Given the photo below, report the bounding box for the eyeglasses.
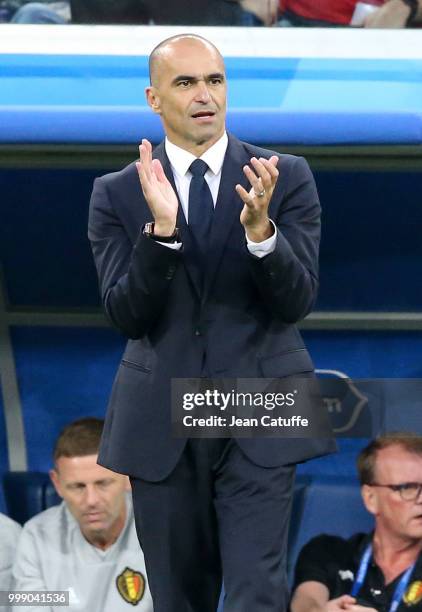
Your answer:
[369,482,422,502]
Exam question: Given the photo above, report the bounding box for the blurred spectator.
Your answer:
[7,0,422,25]
[10,0,277,25]
[278,0,422,26]
[0,0,25,21]
[139,0,247,25]
[69,0,149,24]
[240,0,279,25]
[291,432,422,612]
[10,0,150,23]
[0,513,21,590]
[11,1,69,23]
[361,0,422,26]
[12,418,153,611]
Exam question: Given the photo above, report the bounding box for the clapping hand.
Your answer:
[136,139,179,235]
[236,155,279,242]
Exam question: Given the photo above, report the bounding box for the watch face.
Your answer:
[143,222,179,243]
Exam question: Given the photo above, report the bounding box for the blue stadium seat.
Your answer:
[218,475,370,608]
[288,474,374,585]
[3,471,60,525]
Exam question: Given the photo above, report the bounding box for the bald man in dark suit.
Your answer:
[88,34,335,612]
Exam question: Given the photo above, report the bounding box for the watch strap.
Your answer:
[143,222,180,243]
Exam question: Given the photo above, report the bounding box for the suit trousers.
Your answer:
[130,439,295,612]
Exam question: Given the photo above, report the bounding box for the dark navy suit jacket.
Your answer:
[88,133,335,481]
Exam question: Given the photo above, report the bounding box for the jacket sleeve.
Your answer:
[11,528,53,612]
[247,155,321,323]
[88,176,182,339]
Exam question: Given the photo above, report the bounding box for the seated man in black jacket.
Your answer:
[291,432,422,612]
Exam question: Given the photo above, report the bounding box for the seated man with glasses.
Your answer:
[291,432,422,612]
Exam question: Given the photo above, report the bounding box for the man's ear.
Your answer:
[146,86,161,114]
[361,484,378,516]
[49,468,63,499]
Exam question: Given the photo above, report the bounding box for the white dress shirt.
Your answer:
[160,132,276,258]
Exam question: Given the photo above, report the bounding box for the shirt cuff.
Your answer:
[246,220,277,258]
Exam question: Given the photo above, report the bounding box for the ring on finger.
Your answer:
[255,188,266,198]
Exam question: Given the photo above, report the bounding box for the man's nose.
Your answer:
[195,81,211,103]
[84,485,100,506]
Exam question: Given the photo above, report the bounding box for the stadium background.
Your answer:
[1,24,421,580]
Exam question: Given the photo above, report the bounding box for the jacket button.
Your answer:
[194,328,202,336]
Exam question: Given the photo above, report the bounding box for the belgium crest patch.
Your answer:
[116,567,145,605]
[403,581,422,606]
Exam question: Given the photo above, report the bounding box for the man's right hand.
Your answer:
[291,582,379,612]
[326,595,358,610]
[328,595,378,611]
[136,138,179,235]
[343,605,378,612]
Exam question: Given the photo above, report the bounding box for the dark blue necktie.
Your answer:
[188,159,214,259]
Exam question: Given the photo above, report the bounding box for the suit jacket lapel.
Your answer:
[153,142,202,299]
[202,134,250,303]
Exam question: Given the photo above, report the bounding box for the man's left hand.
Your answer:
[236,155,279,242]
